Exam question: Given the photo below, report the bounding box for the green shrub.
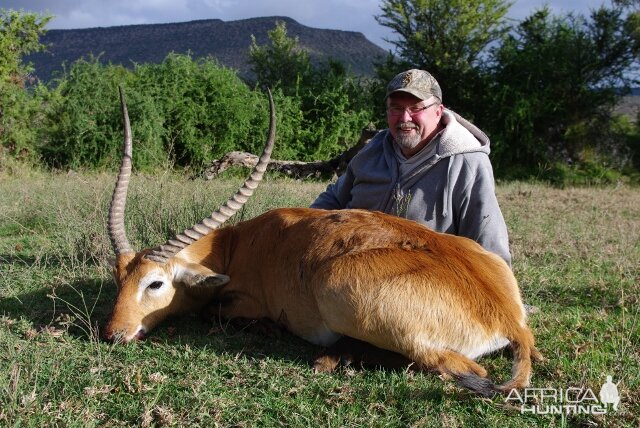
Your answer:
[38,58,161,170]
[0,82,48,163]
[135,54,265,168]
[39,55,275,171]
[294,61,374,161]
[248,21,376,161]
[36,51,376,171]
[0,8,51,164]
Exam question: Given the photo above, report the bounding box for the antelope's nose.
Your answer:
[103,327,146,343]
[134,328,147,341]
[103,328,124,343]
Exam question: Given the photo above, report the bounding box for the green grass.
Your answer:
[0,172,638,427]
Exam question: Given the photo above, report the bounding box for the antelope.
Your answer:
[104,88,542,396]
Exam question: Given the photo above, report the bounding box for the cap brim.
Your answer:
[385,88,437,101]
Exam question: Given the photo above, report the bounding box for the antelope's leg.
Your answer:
[313,336,414,373]
[410,348,488,379]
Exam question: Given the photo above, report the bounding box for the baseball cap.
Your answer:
[386,69,442,103]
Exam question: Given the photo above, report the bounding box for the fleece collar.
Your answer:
[437,109,490,157]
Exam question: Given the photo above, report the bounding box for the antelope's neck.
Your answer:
[175,227,232,273]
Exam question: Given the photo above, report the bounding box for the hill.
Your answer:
[26,16,388,82]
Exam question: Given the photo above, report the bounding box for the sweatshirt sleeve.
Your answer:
[456,156,512,267]
[310,165,355,209]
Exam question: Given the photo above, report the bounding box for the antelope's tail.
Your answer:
[454,328,543,397]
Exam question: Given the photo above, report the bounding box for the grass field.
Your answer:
[0,171,638,427]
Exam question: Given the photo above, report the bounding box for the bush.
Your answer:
[135,54,266,168]
[39,55,277,171]
[39,58,157,170]
[0,8,51,164]
[481,6,639,175]
[294,61,375,161]
[0,82,48,163]
[37,51,376,171]
[248,21,376,162]
[543,161,626,187]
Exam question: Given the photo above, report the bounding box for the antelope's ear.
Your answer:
[176,263,230,288]
[108,252,137,270]
[112,252,137,283]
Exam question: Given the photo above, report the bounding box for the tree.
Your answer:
[0,9,51,160]
[40,54,266,170]
[375,0,640,178]
[0,8,51,86]
[248,20,311,96]
[249,22,375,161]
[485,5,640,172]
[375,0,512,114]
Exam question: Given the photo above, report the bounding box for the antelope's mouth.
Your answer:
[104,326,147,343]
[134,328,147,341]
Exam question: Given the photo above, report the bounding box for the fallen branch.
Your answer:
[204,124,379,180]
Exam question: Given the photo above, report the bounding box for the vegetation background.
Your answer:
[1,0,640,182]
[0,0,639,426]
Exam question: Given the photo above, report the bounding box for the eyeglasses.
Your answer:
[386,102,439,117]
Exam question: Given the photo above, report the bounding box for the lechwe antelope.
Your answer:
[105,88,542,396]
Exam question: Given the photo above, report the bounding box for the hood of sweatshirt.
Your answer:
[437,109,490,157]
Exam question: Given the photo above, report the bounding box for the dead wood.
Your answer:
[204,124,378,180]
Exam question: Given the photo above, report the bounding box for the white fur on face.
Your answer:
[137,270,172,303]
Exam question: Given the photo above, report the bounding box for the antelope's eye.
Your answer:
[148,281,164,290]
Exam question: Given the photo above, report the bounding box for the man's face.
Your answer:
[386,92,443,157]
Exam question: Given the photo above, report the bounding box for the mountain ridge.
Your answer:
[27,16,389,82]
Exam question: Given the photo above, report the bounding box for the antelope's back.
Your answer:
[228,207,521,314]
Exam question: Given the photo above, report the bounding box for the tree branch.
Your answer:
[204,124,379,180]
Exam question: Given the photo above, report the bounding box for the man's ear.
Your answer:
[176,262,230,288]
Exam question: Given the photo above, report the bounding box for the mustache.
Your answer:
[396,122,418,131]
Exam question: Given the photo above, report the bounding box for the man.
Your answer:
[311,69,511,265]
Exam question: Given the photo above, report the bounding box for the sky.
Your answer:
[5,0,613,51]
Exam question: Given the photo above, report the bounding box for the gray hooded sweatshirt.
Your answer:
[311,109,512,266]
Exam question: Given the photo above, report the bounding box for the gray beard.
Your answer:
[394,130,421,152]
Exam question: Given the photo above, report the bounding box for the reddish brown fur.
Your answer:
[106,207,540,394]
